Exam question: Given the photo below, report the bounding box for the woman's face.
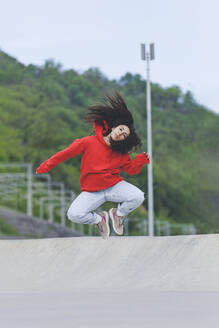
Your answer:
[111,125,130,141]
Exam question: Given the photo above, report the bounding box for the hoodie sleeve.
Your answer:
[120,152,150,175]
[36,137,87,174]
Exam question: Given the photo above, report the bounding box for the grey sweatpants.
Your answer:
[67,180,145,225]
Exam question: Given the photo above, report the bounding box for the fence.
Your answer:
[0,163,196,236]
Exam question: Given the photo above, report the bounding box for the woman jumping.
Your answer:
[36,92,150,239]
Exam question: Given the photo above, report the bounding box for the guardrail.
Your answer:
[0,163,196,236]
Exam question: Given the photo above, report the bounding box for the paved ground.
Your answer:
[0,234,219,327]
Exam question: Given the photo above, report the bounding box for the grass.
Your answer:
[0,216,42,238]
[0,216,21,235]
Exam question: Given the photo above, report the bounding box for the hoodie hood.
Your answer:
[93,120,109,146]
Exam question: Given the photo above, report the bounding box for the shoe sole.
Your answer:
[109,208,123,235]
[102,211,110,239]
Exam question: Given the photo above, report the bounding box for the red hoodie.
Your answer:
[36,121,150,192]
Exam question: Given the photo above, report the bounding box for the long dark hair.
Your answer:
[83,91,143,154]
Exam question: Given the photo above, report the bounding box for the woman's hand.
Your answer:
[36,161,51,174]
[143,152,150,163]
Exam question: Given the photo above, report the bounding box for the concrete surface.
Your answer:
[0,234,219,327]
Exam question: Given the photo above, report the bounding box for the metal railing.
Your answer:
[0,162,197,236]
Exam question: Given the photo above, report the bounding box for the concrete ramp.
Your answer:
[1,234,219,292]
[1,234,219,328]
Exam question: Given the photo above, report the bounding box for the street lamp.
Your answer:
[141,42,155,236]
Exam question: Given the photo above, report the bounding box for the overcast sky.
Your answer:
[0,0,218,113]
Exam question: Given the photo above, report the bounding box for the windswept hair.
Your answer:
[83,91,143,154]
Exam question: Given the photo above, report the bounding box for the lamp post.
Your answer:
[141,43,155,236]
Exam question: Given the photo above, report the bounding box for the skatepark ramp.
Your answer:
[1,234,219,293]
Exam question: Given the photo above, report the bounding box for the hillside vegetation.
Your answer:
[0,50,219,233]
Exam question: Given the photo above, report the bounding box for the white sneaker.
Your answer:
[95,211,110,239]
[109,208,124,235]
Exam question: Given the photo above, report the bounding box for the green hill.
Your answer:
[0,50,219,233]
